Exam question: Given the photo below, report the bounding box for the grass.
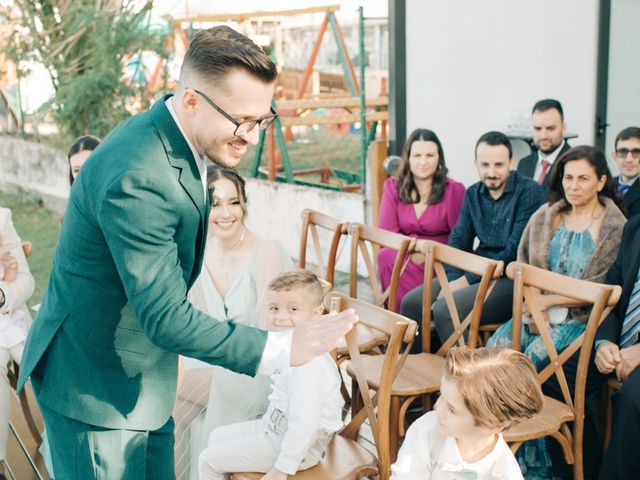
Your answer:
[0,191,61,308]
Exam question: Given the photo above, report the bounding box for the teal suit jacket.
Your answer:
[18,96,268,430]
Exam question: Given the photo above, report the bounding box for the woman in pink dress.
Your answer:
[378,129,465,308]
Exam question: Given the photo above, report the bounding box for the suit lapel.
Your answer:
[148,96,208,284]
[624,181,640,208]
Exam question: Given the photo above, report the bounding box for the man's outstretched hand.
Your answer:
[290,309,358,366]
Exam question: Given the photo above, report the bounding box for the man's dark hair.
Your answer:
[532,99,564,121]
[181,26,277,84]
[614,126,640,148]
[475,131,513,159]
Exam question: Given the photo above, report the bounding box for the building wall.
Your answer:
[405,0,600,187]
[605,0,640,159]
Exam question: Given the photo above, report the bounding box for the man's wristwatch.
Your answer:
[0,288,5,308]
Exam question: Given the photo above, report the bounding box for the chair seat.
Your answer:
[337,323,388,357]
[347,353,445,396]
[231,435,378,480]
[503,395,574,442]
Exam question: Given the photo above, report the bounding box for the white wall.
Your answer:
[245,178,365,272]
[405,0,600,187]
[605,0,640,166]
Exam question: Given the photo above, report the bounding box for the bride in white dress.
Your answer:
[174,167,292,480]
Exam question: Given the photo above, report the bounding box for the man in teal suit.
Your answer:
[18,26,356,479]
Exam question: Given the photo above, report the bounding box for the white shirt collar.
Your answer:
[619,175,638,187]
[537,140,566,166]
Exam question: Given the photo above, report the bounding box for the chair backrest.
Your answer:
[419,240,504,353]
[349,223,415,313]
[298,209,349,284]
[325,292,417,480]
[506,261,621,418]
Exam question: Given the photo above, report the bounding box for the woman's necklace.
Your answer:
[219,229,246,252]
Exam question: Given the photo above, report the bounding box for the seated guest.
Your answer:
[0,208,35,480]
[594,214,640,479]
[401,131,545,346]
[198,270,343,480]
[174,166,292,479]
[517,99,571,194]
[488,145,626,476]
[378,128,465,308]
[391,347,543,480]
[67,135,100,185]
[612,126,640,218]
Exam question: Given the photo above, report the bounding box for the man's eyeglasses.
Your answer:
[615,148,640,160]
[193,89,277,137]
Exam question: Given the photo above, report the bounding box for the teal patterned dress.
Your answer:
[487,223,596,478]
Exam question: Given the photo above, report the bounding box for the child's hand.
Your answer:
[261,468,288,480]
[1,253,18,282]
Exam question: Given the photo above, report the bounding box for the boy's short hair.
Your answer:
[268,270,324,305]
[445,347,543,430]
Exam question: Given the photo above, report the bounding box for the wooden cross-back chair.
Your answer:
[348,223,415,314]
[232,292,417,480]
[348,240,503,462]
[502,262,622,480]
[298,209,349,285]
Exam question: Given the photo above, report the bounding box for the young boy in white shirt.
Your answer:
[198,270,343,480]
[392,347,543,480]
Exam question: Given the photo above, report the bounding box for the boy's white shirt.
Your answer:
[269,351,343,474]
[391,411,523,480]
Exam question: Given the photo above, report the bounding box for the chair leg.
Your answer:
[18,389,42,445]
[603,384,613,454]
[390,396,401,464]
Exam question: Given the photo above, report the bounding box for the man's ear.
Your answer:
[313,305,325,317]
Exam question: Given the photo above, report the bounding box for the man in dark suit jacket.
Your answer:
[17,26,356,480]
[517,98,571,194]
[612,126,640,218]
[594,215,640,479]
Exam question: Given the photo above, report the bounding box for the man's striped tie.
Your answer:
[620,267,640,348]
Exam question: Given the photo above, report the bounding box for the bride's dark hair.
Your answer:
[206,165,248,215]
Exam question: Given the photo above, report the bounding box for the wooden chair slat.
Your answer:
[348,223,414,313]
[298,209,348,285]
[504,262,621,480]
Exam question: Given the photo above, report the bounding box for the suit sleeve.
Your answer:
[445,191,476,280]
[97,169,267,376]
[597,220,633,344]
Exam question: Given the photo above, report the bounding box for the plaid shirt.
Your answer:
[446,171,545,283]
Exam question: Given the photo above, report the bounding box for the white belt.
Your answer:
[266,406,288,434]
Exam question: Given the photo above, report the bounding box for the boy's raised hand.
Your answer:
[290,309,358,366]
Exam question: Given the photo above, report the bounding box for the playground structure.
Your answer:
[170,5,389,192]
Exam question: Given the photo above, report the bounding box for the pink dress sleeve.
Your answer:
[446,180,466,233]
[378,177,401,234]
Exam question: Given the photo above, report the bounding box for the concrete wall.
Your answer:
[0,137,367,272]
[405,0,600,187]
[245,178,366,272]
[0,136,69,214]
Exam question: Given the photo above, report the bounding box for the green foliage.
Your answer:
[4,1,170,138]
